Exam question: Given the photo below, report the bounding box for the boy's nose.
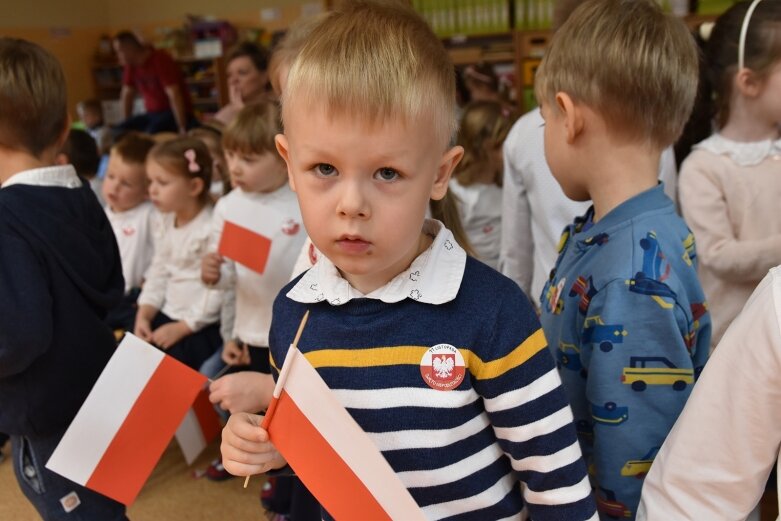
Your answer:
[336,181,370,219]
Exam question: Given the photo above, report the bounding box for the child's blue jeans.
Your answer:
[11,429,127,521]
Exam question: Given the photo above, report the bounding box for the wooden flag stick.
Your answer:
[244,310,310,489]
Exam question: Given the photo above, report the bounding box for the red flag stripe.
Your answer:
[86,355,206,505]
[192,388,222,444]
[218,220,272,274]
[269,389,392,521]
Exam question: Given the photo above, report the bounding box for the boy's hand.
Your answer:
[134,317,154,342]
[201,253,223,285]
[151,321,192,350]
[221,413,287,476]
[209,372,274,414]
[222,340,250,366]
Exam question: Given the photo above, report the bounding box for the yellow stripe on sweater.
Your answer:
[269,328,547,380]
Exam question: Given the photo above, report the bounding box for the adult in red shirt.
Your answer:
[113,31,195,135]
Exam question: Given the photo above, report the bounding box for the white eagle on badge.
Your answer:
[433,355,454,378]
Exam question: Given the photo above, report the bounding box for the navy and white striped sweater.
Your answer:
[270,257,597,520]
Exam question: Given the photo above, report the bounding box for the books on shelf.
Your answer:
[413,0,514,37]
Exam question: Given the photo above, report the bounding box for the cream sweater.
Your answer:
[679,134,781,349]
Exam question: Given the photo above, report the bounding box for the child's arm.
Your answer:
[680,159,781,282]
[580,279,707,517]
[638,271,781,519]
[0,234,53,378]
[473,288,596,520]
[221,412,287,477]
[209,372,274,414]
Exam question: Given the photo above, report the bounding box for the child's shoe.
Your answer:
[205,458,234,481]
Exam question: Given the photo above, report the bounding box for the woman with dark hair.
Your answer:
[213,42,270,126]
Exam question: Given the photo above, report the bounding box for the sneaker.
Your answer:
[205,458,234,482]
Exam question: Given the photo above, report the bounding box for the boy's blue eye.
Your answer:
[375,168,399,182]
[317,163,336,176]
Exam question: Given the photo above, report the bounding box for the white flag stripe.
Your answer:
[332,386,480,410]
[493,406,574,444]
[523,475,593,506]
[422,473,516,520]
[369,412,490,452]
[398,442,504,488]
[175,408,207,465]
[284,348,425,521]
[224,192,286,238]
[484,369,562,413]
[46,334,163,484]
[512,441,583,474]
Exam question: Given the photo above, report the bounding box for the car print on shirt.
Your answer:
[556,341,586,378]
[596,487,632,519]
[621,356,694,391]
[626,231,679,309]
[620,447,660,478]
[590,401,629,426]
[583,316,628,353]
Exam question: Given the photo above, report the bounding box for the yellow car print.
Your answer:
[621,356,694,391]
[621,447,660,478]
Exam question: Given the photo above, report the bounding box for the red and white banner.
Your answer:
[46,334,207,505]
[263,346,425,521]
[175,387,222,465]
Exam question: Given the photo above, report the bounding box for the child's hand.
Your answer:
[201,253,223,285]
[151,321,192,350]
[134,317,153,342]
[209,372,274,414]
[221,413,287,477]
[221,340,250,366]
[228,84,244,107]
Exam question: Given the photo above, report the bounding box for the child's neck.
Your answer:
[586,143,660,223]
[175,200,205,228]
[720,100,780,142]
[0,148,56,185]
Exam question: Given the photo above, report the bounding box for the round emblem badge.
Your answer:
[420,344,466,391]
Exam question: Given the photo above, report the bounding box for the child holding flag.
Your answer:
[0,38,126,519]
[220,2,596,519]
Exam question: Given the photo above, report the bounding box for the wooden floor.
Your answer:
[0,439,266,521]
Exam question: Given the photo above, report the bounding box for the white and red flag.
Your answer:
[46,334,207,505]
[263,344,425,521]
[175,387,222,465]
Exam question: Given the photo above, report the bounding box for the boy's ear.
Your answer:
[274,133,295,192]
[555,92,584,144]
[431,145,464,200]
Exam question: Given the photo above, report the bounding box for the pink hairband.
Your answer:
[184,148,200,173]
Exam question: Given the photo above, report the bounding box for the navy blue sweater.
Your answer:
[270,258,597,520]
[0,180,123,435]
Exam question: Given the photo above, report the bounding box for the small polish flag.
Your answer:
[263,344,425,520]
[175,387,222,465]
[46,334,207,505]
[218,221,272,274]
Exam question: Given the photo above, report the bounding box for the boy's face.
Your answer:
[540,100,588,202]
[225,150,287,194]
[276,103,462,292]
[103,152,148,212]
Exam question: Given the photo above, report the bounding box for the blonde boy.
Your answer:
[103,132,158,332]
[535,0,711,517]
[0,38,125,518]
[221,2,596,519]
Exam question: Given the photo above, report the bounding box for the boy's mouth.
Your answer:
[336,234,371,254]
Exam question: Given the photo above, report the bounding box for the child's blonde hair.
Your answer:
[222,101,281,156]
[535,0,699,149]
[282,0,457,148]
[0,38,67,157]
[148,138,213,205]
[268,12,333,96]
[454,101,514,187]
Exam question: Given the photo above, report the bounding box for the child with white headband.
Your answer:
[677,0,781,352]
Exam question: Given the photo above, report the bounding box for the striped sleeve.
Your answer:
[471,288,597,520]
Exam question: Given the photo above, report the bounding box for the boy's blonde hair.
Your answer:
[282,0,457,148]
[222,101,281,156]
[0,38,67,157]
[268,12,333,96]
[535,0,698,149]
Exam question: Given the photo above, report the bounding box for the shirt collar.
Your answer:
[287,219,467,306]
[695,133,781,166]
[2,165,82,189]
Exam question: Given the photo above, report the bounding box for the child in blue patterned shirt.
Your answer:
[535,0,711,518]
[220,1,597,520]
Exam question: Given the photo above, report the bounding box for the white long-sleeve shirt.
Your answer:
[105,201,158,293]
[448,179,502,270]
[638,267,781,521]
[209,185,305,346]
[499,107,678,302]
[137,206,220,332]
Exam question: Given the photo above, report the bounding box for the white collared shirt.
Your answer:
[2,164,82,189]
[287,219,467,306]
[695,132,781,166]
